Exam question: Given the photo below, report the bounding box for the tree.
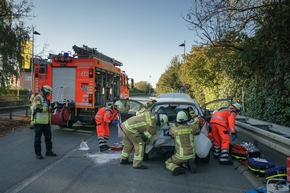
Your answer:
[183,0,281,50]
[180,0,290,126]
[134,81,149,94]
[0,0,33,94]
[155,56,183,94]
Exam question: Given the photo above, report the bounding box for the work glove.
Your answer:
[140,133,149,143]
[231,133,237,141]
[113,120,119,125]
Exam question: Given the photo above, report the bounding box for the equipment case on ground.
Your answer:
[248,157,275,176]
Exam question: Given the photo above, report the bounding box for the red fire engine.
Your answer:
[33,45,134,127]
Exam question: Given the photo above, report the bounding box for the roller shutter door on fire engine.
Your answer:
[52,68,76,103]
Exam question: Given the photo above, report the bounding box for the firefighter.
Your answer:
[136,100,156,115]
[31,85,57,159]
[119,110,158,169]
[95,100,122,152]
[165,110,200,176]
[210,103,241,165]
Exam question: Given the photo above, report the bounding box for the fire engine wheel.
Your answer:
[61,107,70,122]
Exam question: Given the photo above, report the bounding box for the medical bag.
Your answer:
[265,166,287,180]
[230,142,261,160]
[248,157,276,176]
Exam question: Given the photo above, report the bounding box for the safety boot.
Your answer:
[46,151,57,157]
[187,158,197,173]
[120,159,133,164]
[172,167,185,176]
[133,165,147,169]
[219,160,233,165]
[100,145,110,152]
[36,154,43,159]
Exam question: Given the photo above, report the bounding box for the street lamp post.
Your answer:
[31,27,40,92]
[179,40,186,63]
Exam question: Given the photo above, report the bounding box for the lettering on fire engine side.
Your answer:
[75,62,93,68]
[77,71,89,76]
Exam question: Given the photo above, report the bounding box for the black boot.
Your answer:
[133,165,147,169]
[46,151,57,157]
[187,158,197,173]
[120,159,133,164]
[219,160,233,165]
[100,145,110,152]
[172,167,185,176]
[36,154,43,159]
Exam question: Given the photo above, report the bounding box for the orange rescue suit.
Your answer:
[210,107,237,150]
[95,107,118,138]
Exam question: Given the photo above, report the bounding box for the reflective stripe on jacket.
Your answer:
[210,108,237,133]
[169,124,199,160]
[95,107,118,124]
[122,111,156,138]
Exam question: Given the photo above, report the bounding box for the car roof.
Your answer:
[156,97,198,105]
[155,93,199,105]
[157,92,191,99]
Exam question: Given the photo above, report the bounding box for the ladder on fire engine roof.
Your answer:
[52,85,66,103]
[72,45,123,67]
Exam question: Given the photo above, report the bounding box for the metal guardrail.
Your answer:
[235,116,290,156]
[0,105,30,119]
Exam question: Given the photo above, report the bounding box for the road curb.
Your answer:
[233,160,265,189]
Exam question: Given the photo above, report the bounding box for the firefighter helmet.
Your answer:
[176,110,189,123]
[159,113,168,125]
[114,100,124,111]
[41,85,52,95]
[232,103,241,111]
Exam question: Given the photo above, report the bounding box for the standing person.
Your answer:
[210,103,241,165]
[120,110,158,169]
[165,110,200,176]
[95,100,122,152]
[31,85,56,160]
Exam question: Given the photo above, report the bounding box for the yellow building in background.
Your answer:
[22,40,32,69]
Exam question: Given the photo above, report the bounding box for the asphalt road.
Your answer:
[0,96,286,193]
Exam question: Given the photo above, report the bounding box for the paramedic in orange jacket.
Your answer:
[95,100,123,152]
[210,103,241,165]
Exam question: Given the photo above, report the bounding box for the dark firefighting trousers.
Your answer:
[34,124,52,155]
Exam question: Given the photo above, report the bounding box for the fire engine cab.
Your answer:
[33,45,134,127]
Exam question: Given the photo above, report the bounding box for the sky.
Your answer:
[25,0,198,88]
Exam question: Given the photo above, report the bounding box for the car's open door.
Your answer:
[118,99,144,122]
[200,98,233,123]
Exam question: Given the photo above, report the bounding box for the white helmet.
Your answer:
[159,114,168,125]
[42,85,52,95]
[176,110,189,123]
[232,103,241,111]
[114,100,124,111]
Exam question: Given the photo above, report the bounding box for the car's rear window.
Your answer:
[151,103,200,122]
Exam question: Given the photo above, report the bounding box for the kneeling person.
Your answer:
[165,110,200,176]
